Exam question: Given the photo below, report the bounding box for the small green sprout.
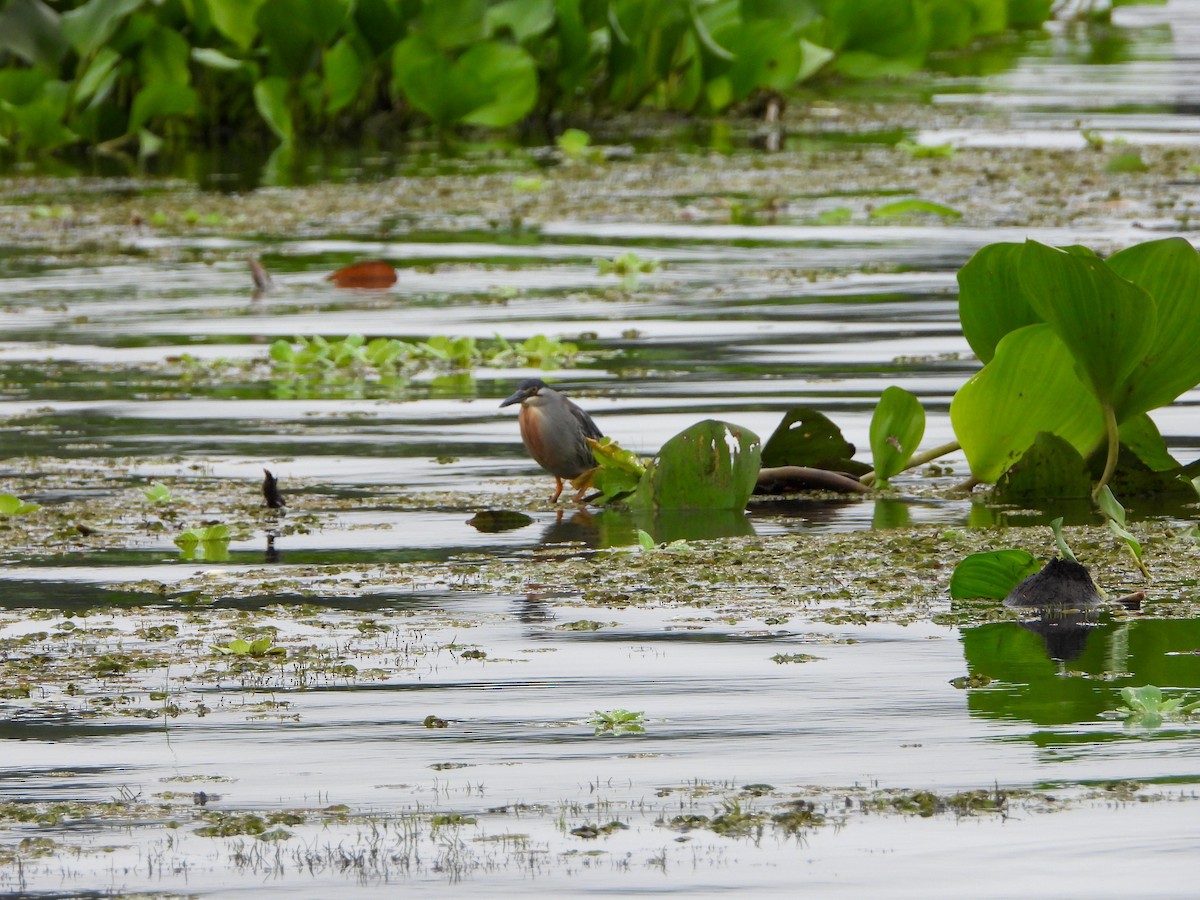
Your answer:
[588,708,645,736]
[142,481,173,504]
[1102,685,1200,729]
[211,637,286,658]
[596,252,658,289]
[636,529,693,553]
[1097,486,1148,578]
[556,128,598,162]
[0,494,40,516]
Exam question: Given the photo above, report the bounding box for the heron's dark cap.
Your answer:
[500,378,549,407]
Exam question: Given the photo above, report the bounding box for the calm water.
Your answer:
[3,3,1200,896]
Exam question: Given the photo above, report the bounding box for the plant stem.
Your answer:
[1093,404,1120,498]
[860,441,962,486]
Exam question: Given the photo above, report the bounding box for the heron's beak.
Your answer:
[499,388,528,408]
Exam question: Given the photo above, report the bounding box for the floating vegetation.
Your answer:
[587,709,646,736]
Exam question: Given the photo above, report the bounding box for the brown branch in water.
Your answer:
[860,440,963,487]
[756,466,872,495]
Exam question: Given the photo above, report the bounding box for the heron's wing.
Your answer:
[568,401,603,441]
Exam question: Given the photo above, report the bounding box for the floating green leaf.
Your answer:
[760,407,863,473]
[588,436,647,504]
[868,386,925,487]
[142,481,173,504]
[870,198,962,220]
[630,420,760,511]
[0,494,40,516]
[949,550,1041,601]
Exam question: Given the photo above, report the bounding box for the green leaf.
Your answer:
[1106,152,1147,173]
[1097,485,1145,572]
[191,47,245,71]
[992,432,1093,502]
[868,386,925,486]
[630,420,761,511]
[323,36,364,115]
[957,242,1041,364]
[422,0,486,49]
[485,0,555,42]
[0,0,69,68]
[139,26,192,86]
[1049,517,1078,563]
[760,406,864,473]
[636,529,656,551]
[207,0,267,50]
[3,80,78,152]
[61,0,144,57]
[1105,237,1200,418]
[949,550,1041,601]
[588,436,646,504]
[870,198,962,220]
[456,41,538,127]
[0,494,40,516]
[1118,413,1178,473]
[128,82,197,134]
[950,324,1106,483]
[254,77,294,143]
[142,481,172,504]
[1018,239,1156,408]
[75,48,124,106]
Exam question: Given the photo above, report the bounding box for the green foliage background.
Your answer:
[0,0,1053,155]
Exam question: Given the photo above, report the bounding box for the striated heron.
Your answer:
[500,378,602,502]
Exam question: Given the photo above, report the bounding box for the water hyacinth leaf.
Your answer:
[870,198,962,220]
[423,0,487,49]
[1118,413,1178,472]
[587,437,647,504]
[208,0,268,50]
[631,420,760,511]
[868,386,925,486]
[992,432,1092,503]
[128,82,198,134]
[957,242,1040,364]
[456,42,538,127]
[1105,237,1200,418]
[761,407,862,472]
[61,0,144,57]
[0,494,40,516]
[391,34,485,125]
[485,0,555,42]
[951,324,1106,483]
[0,0,68,68]
[191,47,245,72]
[1018,240,1156,408]
[949,549,1041,601]
[253,77,294,143]
[324,37,365,115]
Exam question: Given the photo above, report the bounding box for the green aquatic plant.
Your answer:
[589,421,759,512]
[211,638,286,658]
[596,252,658,290]
[868,386,926,488]
[1097,486,1148,578]
[0,494,40,516]
[587,708,645,736]
[270,333,582,382]
[1102,686,1200,729]
[636,529,693,553]
[952,237,1200,496]
[0,0,1063,157]
[141,482,172,504]
[174,524,231,562]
